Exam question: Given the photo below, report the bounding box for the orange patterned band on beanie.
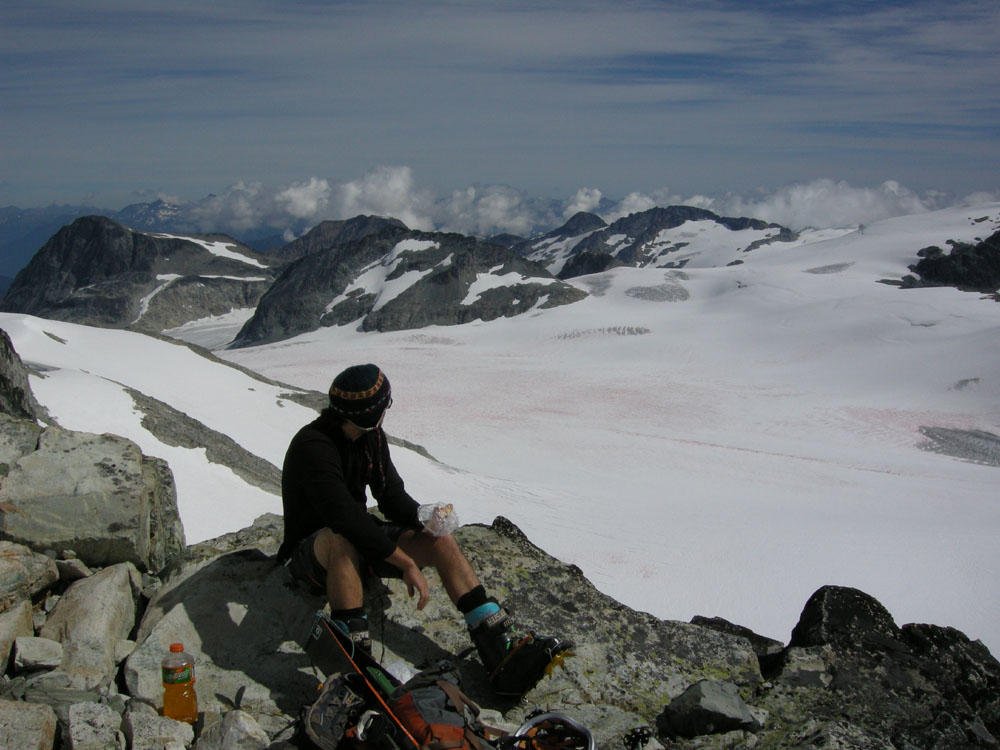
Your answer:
[328,364,392,429]
[329,370,385,401]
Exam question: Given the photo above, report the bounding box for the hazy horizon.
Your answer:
[3,0,998,233]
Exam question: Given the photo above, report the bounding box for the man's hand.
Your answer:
[385,546,430,610]
[401,563,430,610]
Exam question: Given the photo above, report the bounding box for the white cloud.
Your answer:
[134,171,999,244]
[333,166,434,231]
[275,177,331,219]
[961,189,1000,206]
[603,192,658,224]
[702,180,935,230]
[595,179,968,231]
[188,181,271,234]
[563,187,603,219]
[435,185,540,238]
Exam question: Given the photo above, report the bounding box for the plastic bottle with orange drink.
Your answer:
[161,642,198,723]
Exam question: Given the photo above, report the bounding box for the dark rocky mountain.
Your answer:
[269,215,408,261]
[517,206,797,279]
[559,209,610,236]
[0,201,303,275]
[232,225,588,347]
[902,230,1000,294]
[0,216,284,334]
[0,205,105,279]
[511,211,608,272]
[484,232,526,249]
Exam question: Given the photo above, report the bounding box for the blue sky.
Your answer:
[2,0,998,232]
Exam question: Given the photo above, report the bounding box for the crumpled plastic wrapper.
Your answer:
[418,502,459,537]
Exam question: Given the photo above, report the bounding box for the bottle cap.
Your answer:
[169,643,183,652]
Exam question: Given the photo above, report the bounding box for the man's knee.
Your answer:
[397,529,460,567]
[424,532,470,568]
[313,528,362,570]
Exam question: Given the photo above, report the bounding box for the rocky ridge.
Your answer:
[231,226,587,347]
[269,216,408,262]
[514,207,797,279]
[0,331,998,749]
[901,229,1000,296]
[0,216,283,334]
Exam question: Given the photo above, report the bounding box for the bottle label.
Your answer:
[162,665,193,684]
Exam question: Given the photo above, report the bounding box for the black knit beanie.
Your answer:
[328,364,392,429]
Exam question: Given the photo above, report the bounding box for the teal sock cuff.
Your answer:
[464,601,500,627]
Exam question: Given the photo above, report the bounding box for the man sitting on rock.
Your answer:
[277,363,568,697]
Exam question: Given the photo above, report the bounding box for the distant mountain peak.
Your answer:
[273,215,409,261]
[557,211,608,237]
[0,215,281,335]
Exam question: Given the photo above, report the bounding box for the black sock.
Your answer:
[456,585,489,615]
[330,607,367,630]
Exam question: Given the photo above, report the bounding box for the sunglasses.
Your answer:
[349,397,392,431]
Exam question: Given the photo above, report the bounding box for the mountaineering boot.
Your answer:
[331,616,371,656]
[469,601,574,697]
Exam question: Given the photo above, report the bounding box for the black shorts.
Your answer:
[286,522,409,595]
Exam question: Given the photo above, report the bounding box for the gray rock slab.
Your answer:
[67,701,126,750]
[0,599,34,671]
[123,708,194,750]
[14,636,63,672]
[659,679,759,738]
[0,541,59,613]
[194,710,269,750]
[40,563,141,690]
[56,558,93,583]
[0,413,43,468]
[0,697,58,750]
[125,549,323,736]
[0,427,154,569]
[0,330,42,420]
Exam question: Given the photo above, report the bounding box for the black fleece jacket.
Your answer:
[277,409,421,563]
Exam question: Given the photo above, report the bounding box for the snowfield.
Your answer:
[4,202,999,656]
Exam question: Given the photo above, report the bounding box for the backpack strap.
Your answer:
[435,680,508,749]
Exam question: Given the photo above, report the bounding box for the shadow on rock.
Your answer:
[123,550,326,733]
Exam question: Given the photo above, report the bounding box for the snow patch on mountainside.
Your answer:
[149,232,269,268]
[462,267,560,305]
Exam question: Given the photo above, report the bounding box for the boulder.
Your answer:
[789,585,902,651]
[754,584,1000,748]
[67,701,126,750]
[124,550,324,737]
[0,599,34,670]
[0,327,41,421]
[194,710,270,750]
[658,680,760,739]
[56,557,93,583]
[0,698,59,749]
[14,636,64,672]
[908,230,1000,294]
[123,707,194,750]
[39,562,141,690]
[0,425,184,572]
[0,540,59,613]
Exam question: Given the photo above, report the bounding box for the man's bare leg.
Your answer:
[313,526,482,614]
[397,530,481,604]
[312,528,365,610]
